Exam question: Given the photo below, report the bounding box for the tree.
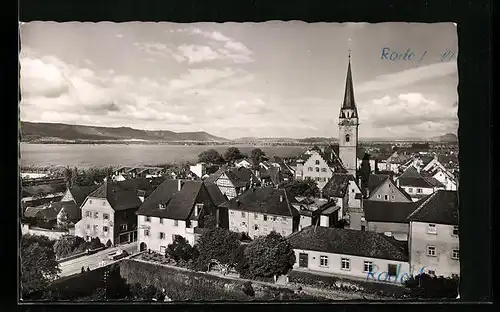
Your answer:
[54,235,88,259]
[197,149,225,164]
[224,147,245,163]
[194,228,241,271]
[280,179,320,198]
[106,239,113,248]
[89,237,104,250]
[244,231,296,278]
[21,234,60,298]
[250,148,267,169]
[166,235,197,262]
[404,273,459,299]
[358,152,371,192]
[200,215,217,229]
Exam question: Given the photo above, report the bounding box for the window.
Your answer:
[384,195,388,200]
[94,224,99,231]
[427,245,436,257]
[452,249,459,260]
[86,224,90,229]
[241,211,246,218]
[308,167,313,172]
[174,220,179,227]
[85,211,91,218]
[263,215,268,221]
[416,188,423,193]
[345,134,350,143]
[377,194,381,199]
[315,160,320,165]
[230,211,235,215]
[159,203,165,210]
[388,264,398,276]
[361,225,366,231]
[159,218,163,224]
[144,229,150,237]
[94,212,99,219]
[320,255,328,267]
[195,204,203,217]
[160,246,166,253]
[254,213,258,220]
[364,261,373,273]
[299,253,308,268]
[428,224,437,234]
[159,232,165,239]
[120,224,128,231]
[272,216,277,222]
[103,226,108,232]
[254,224,259,231]
[282,217,287,223]
[341,258,350,270]
[103,213,109,220]
[391,195,395,199]
[281,230,287,235]
[145,216,151,223]
[89,200,93,204]
[408,188,413,193]
[321,168,327,172]
[452,226,459,236]
[186,220,192,228]
[315,167,320,172]
[102,200,106,206]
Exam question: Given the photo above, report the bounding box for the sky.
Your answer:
[19,22,458,140]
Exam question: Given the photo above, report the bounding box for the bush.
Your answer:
[194,228,241,271]
[106,239,112,248]
[404,273,458,299]
[89,237,104,250]
[53,235,88,259]
[242,281,255,297]
[166,235,197,262]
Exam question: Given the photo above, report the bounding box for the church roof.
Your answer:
[339,57,358,118]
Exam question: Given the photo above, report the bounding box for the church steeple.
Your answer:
[339,55,358,119]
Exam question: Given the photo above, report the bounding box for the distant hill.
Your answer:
[431,133,458,142]
[20,122,229,143]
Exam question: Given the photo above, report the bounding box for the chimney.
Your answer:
[396,179,400,188]
[177,179,182,191]
[104,177,108,196]
[279,193,284,202]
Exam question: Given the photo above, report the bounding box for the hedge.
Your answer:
[288,270,411,299]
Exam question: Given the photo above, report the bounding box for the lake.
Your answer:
[20,143,307,168]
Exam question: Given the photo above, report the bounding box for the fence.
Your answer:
[21,224,69,240]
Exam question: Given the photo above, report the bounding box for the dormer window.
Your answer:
[159,203,166,210]
[345,134,350,143]
[195,204,203,217]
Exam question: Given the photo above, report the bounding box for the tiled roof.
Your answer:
[23,183,67,197]
[56,201,80,222]
[363,200,423,223]
[205,165,257,188]
[368,175,413,201]
[288,226,409,262]
[67,185,99,207]
[136,179,203,220]
[322,173,356,198]
[398,166,444,188]
[89,179,155,211]
[204,183,228,206]
[406,190,458,225]
[219,187,300,217]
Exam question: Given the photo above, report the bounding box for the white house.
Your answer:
[235,159,253,169]
[288,226,412,284]
[189,163,207,179]
[395,166,445,202]
[135,179,218,253]
[406,190,459,278]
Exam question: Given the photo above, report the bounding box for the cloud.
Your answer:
[116,34,124,38]
[177,45,222,64]
[357,61,457,94]
[358,93,458,136]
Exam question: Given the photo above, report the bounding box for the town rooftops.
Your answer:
[219,187,300,217]
[363,199,427,223]
[204,182,228,206]
[397,166,445,189]
[136,179,203,221]
[89,178,155,211]
[204,165,258,187]
[66,185,99,207]
[322,173,356,198]
[406,190,458,225]
[288,226,409,262]
[368,174,413,201]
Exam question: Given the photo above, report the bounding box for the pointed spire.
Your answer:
[340,54,358,118]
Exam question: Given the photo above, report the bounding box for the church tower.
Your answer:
[338,54,359,177]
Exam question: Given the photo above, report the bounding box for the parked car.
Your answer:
[108,249,129,261]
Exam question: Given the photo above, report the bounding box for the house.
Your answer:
[204,166,259,200]
[291,197,337,230]
[288,226,410,283]
[204,183,229,228]
[295,145,347,190]
[189,163,207,179]
[235,158,253,169]
[136,179,218,253]
[219,187,300,239]
[321,173,364,230]
[74,178,156,246]
[21,183,67,210]
[365,174,413,203]
[420,158,458,191]
[406,190,459,278]
[363,199,427,241]
[395,166,445,202]
[378,151,412,173]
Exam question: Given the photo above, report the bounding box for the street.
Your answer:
[58,242,138,278]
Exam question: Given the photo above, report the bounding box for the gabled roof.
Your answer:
[136,180,203,220]
[288,226,408,262]
[339,57,358,118]
[397,166,445,189]
[322,173,356,198]
[89,179,155,211]
[57,201,80,222]
[204,165,257,188]
[368,174,413,202]
[406,190,458,225]
[204,183,228,206]
[67,185,99,207]
[23,183,67,197]
[219,187,300,217]
[299,145,347,173]
[363,199,425,223]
